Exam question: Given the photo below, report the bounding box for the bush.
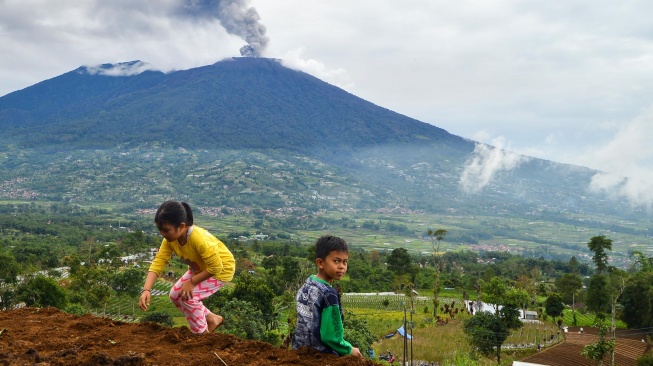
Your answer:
[140,312,174,327]
[344,311,376,356]
[64,303,87,316]
[263,329,283,346]
[637,354,653,366]
[218,299,266,341]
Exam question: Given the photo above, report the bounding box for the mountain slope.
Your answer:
[0,58,462,153]
[1,57,641,222]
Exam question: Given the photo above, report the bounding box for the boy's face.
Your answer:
[316,250,349,283]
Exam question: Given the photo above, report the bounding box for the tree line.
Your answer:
[2,204,653,362]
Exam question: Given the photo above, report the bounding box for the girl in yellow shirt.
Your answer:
[139,200,235,333]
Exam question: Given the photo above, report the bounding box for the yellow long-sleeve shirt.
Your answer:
[148,226,235,282]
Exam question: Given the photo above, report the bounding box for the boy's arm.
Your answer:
[319,305,353,356]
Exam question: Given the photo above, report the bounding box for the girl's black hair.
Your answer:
[154,200,194,229]
[315,235,349,260]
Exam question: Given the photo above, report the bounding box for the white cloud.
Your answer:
[83,61,155,76]
[584,109,653,208]
[280,48,353,90]
[459,136,529,194]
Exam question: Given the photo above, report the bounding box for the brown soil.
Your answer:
[0,307,380,366]
[520,326,650,366]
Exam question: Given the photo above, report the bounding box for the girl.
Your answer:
[139,200,235,333]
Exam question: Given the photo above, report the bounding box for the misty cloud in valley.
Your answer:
[459,137,529,194]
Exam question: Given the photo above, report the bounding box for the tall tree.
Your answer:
[608,269,628,366]
[587,236,613,273]
[586,273,610,319]
[427,228,447,318]
[620,271,653,328]
[555,273,584,305]
[568,256,580,273]
[545,293,565,319]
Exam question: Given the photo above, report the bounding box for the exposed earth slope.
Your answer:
[0,307,378,366]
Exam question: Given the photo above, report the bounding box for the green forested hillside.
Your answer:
[0,58,456,153]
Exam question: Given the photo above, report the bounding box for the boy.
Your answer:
[293,235,362,357]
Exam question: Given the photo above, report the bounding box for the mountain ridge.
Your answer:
[0,57,461,154]
[1,57,642,224]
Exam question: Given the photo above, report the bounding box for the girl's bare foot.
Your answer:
[206,313,223,333]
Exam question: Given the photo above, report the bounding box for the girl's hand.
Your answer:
[139,290,151,311]
[180,280,196,300]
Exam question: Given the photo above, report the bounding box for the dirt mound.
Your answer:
[0,307,379,366]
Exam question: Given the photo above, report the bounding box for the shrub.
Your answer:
[344,311,376,356]
[637,354,653,366]
[64,303,87,316]
[140,311,174,327]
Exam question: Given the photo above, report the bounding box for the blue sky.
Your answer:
[1,0,653,207]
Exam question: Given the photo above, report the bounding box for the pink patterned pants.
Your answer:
[170,270,224,333]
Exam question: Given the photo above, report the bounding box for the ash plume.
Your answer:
[182,0,269,57]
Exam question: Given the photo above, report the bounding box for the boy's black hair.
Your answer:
[315,235,349,260]
[154,200,194,229]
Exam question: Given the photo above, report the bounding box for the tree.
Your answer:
[581,323,614,366]
[0,252,20,284]
[631,251,653,272]
[110,268,143,298]
[231,273,275,324]
[464,276,524,364]
[386,248,413,276]
[68,266,114,312]
[280,256,301,284]
[0,287,17,310]
[555,273,584,305]
[427,229,447,319]
[482,277,510,313]
[87,283,114,312]
[568,256,580,273]
[608,269,628,366]
[463,306,522,365]
[97,244,123,268]
[587,236,613,273]
[545,293,565,319]
[16,275,67,308]
[586,273,610,318]
[110,268,144,315]
[620,271,653,328]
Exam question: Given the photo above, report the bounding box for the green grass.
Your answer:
[344,294,553,365]
[561,309,627,328]
[95,280,176,322]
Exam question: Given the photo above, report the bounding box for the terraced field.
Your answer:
[520,327,649,366]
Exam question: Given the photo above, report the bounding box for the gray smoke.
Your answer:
[182,0,269,57]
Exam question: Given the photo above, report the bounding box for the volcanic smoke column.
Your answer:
[183,0,269,57]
